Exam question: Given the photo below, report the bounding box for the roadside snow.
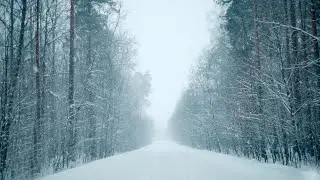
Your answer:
[40,141,319,180]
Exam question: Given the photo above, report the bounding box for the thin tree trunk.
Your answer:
[310,0,320,166]
[253,0,266,162]
[32,0,42,175]
[85,1,97,160]
[49,0,58,162]
[282,0,291,166]
[0,2,10,179]
[67,0,76,166]
[289,0,302,167]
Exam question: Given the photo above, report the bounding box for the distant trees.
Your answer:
[0,0,153,179]
[169,0,320,169]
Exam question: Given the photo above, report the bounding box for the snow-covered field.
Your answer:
[40,141,319,180]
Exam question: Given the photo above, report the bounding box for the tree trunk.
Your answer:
[85,1,97,160]
[310,0,320,166]
[67,0,76,166]
[0,1,11,178]
[32,0,42,175]
[289,0,302,167]
[49,0,58,162]
[253,0,266,163]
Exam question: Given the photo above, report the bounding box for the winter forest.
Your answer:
[0,0,320,180]
[0,0,153,179]
[169,0,320,170]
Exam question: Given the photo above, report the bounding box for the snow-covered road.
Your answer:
[41,141,319,180]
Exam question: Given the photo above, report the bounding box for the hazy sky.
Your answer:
[123,0,220,131]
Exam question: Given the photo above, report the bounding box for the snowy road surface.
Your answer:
[41,141,319,180]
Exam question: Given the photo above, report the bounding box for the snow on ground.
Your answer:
[40,141,319,180]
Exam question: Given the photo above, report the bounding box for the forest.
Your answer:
[169,0,320,169]
[0,0,153,179]
[1,0,320,179]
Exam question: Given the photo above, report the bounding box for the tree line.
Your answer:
[169,0,320,169]
[0,0,153,179]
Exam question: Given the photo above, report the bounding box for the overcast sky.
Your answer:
[122,0,221,132]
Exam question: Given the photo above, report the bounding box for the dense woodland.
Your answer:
[169,0,320,169]
[0,0,153,179]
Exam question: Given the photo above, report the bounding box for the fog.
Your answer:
[123,0,221,133]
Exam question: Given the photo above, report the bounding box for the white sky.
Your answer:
[122,0,221,132]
